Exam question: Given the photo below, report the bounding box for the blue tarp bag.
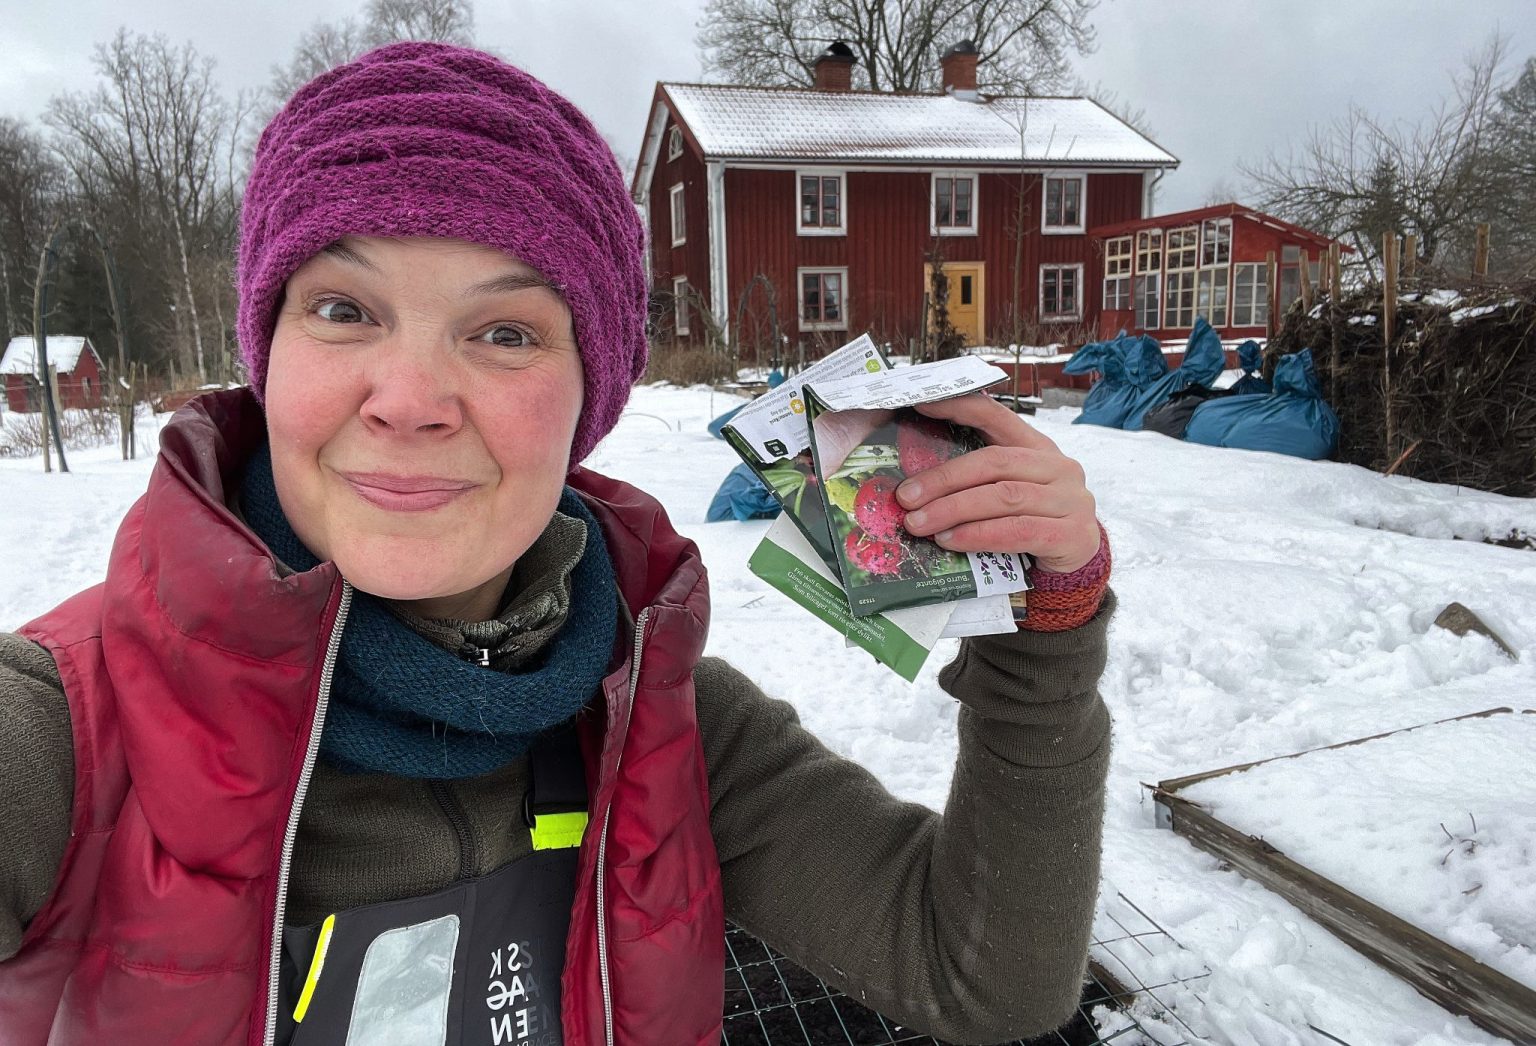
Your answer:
[706,463,782,522]
[1231,339,1271,395]
[708,403,745,440]
[1185,349,1340,460]
[1122,318,1226,431]
[1072,332,1168,428]
[707,371,787,440]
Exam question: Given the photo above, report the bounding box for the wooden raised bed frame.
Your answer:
[1149,707,1536,1043]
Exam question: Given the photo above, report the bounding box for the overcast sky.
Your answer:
[3,0,1534,212]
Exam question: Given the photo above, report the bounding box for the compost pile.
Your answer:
[1267,280,1536,496]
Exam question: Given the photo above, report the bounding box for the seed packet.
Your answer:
[748,515,953,682]
[721,335,890,575]
[803,358,1033,619]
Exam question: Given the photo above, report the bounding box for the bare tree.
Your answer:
[697,0,1097,95]
[0,118,66,339]
[268,0,476,108]
[1241,36,1512,278]
[1073,80,1154,138]
[1486,56,1536,275]
[46,30,242,383]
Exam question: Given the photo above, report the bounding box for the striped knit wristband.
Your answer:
[1016,522,1112,633]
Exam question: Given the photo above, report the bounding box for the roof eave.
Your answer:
[709,154,1178,169]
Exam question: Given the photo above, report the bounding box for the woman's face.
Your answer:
[265,236,585,621]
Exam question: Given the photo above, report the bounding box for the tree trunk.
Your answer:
[172,213,207,385]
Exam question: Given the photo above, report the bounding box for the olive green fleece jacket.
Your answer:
[0,582,1111,1043]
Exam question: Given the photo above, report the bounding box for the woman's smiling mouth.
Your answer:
[339,471,479,511]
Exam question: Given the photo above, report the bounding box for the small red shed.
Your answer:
[1,336,107,413]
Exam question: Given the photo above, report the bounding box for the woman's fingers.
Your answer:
[896,445,1082,511]
[895,397,1100,572]
[913,393,1059,452]
[901,480,1090,537]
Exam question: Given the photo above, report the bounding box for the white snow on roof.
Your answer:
[664,84,1177,166]
[0,336,92,376]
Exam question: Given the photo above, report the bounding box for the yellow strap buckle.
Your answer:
[530,810,588,850]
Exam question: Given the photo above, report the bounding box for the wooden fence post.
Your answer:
[1473,223,1490,278]
[1403,234,1418,279]
[1328,242,1343,406]
[1265,250,1278,341]
[1382,232,1399,461]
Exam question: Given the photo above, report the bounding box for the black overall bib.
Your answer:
[275,727,586,1046]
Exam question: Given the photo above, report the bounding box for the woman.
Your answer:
[0,42,1112,1046]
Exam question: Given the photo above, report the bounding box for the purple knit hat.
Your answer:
[238,42,649,466]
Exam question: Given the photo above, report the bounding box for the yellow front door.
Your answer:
[926,262,985,348]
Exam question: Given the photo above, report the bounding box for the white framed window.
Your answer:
[930,173,977,235]
[797,170,846,235]
[1200,218,1231,266]
[1042,174,1086,233]
[1134,274,1161,330]
[667,126,683,161]
[1039,264,1083,322]
[1196,268,1230,326]
[1233,263,1270,327]
[798,267,848,331]
[1103,235,1132,311]
[1163,225,1198,328]
[673,276,690,336]
[1135,229,1163,275]
[669,183,686,246]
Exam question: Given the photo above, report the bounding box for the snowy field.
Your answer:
[3,385,1535,1045]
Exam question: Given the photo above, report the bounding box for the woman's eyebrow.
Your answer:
[466,272,558,297]
[321,242,378,270]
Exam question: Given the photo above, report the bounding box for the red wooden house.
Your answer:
[632,42,1179,360]
[1088,203,1348,344]
[1,336,106,413]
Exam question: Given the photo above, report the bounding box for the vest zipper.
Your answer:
[428,779,482,880]
[263,581,353,1046]
[598,606,648,1046]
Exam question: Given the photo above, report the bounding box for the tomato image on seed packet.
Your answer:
[807,403,987,617]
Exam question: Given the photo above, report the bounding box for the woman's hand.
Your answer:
[895,394,1100,574]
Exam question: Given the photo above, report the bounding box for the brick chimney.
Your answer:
[940,39,979,97]
[813,41,857,92]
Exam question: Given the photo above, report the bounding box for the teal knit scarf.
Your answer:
[240,445,618,779]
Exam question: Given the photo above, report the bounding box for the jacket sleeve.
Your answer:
[697,592,1113,1044]
[0,633,75,960]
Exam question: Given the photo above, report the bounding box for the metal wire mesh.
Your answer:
[720,912,1202,1046]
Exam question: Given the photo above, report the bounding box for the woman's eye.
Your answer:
[477,325,533,348]
[316,299,369,324]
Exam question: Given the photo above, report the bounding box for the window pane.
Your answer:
[1044,270,1059,314]
[1046,179,1061,225]
[823,274,841,321]
[1063,268,1077,311]
[960,275,973,306]
[822,178,839,226]
[803,274,820,320]
[955,178,972,226]
[1064,179,1081,225]
[801,177,818,225]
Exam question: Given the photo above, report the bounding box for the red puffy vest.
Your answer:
[0,390,724,1045]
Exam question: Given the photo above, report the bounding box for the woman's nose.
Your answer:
[358,338,465,436]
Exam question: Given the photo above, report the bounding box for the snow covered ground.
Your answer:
[3,385,1535,1045]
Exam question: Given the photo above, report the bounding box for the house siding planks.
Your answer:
[715,167,1146,355]
[645,113,713,345]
